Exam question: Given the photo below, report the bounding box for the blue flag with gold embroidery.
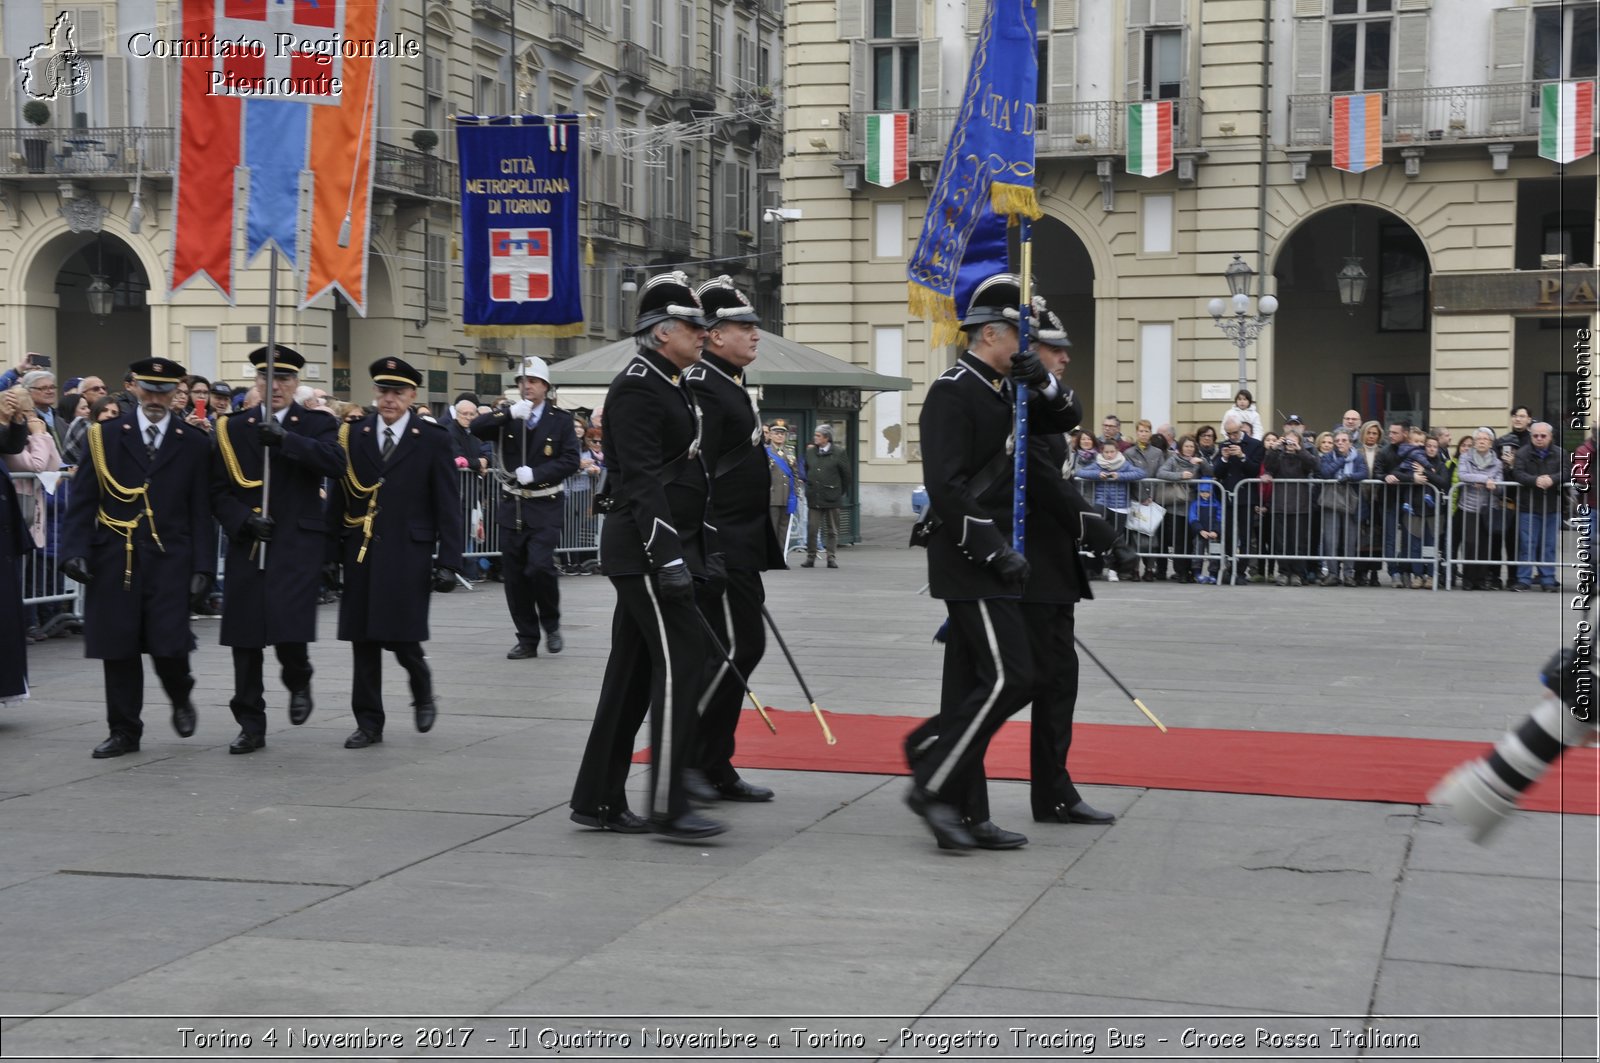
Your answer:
[907,0,1040,346]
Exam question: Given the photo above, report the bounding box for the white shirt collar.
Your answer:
[274,404,290,424]
[379,410,410,441]
[529,401,547,422]
[136,407,170,443]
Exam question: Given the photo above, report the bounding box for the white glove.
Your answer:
[515,465,535,485]
[509,400,534,421]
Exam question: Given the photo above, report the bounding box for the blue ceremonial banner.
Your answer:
[457,115,584,338]
[907,0,1040,346]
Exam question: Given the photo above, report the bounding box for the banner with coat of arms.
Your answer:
[456,115,584,338]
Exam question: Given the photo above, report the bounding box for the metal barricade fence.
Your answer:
[1441,481,1575,590]
[15,471,83,628]
[451,470,601,575]
[1069,476,1234,584]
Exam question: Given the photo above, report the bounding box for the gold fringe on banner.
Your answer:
[464,322,587,339]
[990,182,1042,220]
[908,280,961,349]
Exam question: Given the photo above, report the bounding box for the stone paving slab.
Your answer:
[1383,868,1599,975]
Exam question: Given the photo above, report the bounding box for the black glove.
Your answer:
[60,556,92,585]
[1010,349,1050,390]
[259,418,286,447]
[322,561,342,592]
[987,547,1030,585]
[432,567,458,593]
[653,562,695,603]
[701,552,728,596]
[188,572,212,610]
[242,513,275,543]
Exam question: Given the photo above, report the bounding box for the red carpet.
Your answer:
[639,709,1600,815]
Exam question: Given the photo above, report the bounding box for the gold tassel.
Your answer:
[907,281,960,348]
[463,322,587,339]
[990,182,1043,220]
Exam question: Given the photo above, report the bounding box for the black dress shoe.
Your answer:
[800,558,815,568]
[288,688,313,725]
[1065,800,1115,824]
[506,642,538,660]
[940,820,1027,850]
[228,731,266,755]
[681,769,721,804]
[171,699,197,738]
[905,786,976,849]
[569,808,651,834]
[414,697,437,733]
[545,630,564,654]
[648,811,728,841]
[343,729,382,749]
[92,733,140,759]
[715,777,775,802]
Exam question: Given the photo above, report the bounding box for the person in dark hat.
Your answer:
[211,345,346,754]
[326,356,465,748]
[902,274,1082,850]
[680,276,787,804]
[469,354,581,659]
[59,357,216,758]
[570,271,725,840]
[765,419,799,543]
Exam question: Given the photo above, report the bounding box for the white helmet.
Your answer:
[516,355,552,384]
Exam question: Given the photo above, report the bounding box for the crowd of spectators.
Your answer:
[1063,394,1582,590]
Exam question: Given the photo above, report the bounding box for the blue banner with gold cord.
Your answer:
[457,114,584,338]
[907,0,1041,347]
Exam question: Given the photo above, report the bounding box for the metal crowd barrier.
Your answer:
[14,471,83,627]
[452,470,601,575]
[1439,481,1579,590]
[1069,477,1235,584]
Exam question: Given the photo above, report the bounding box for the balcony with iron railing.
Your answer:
[837,98,1201,167]
[471,0,511,23]
[758,0,782,22]
[713,228,754,266]
[373,140,458,203]
[1288,81,1600,149]
[0,127,176,177]
[645,216,693,259]
[672,69,716,113]
[619,41,649,83]
[551,4,586,48]
[590,202,646,248]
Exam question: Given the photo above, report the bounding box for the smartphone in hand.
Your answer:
[193,398,207,419]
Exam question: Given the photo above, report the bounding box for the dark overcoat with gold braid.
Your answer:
[211,403,345,647]
[60,413,215,659]
[327,415,464,643]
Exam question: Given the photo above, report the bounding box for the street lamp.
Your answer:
[1207,254,1278,394]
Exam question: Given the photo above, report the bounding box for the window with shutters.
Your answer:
[475,74,504,117]
[621,144,637,213]
[680,0,694,67]
[651,0,665,55]
[711,11,724,87]
[679,147,694,221]
[588,268,606,331]
[621,0,634,39]
[427,231,448,309]
[1329,0,1393,94]
[425,51,446,136]
[862,0,919,111]
[1143,28,1182,99]
[1532,3,1597,82]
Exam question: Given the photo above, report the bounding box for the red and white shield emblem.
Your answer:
[213,0,346,103]
[489,228,553,303]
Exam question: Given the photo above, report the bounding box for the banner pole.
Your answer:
[258,246,278,571]
[1012,220,1034,552]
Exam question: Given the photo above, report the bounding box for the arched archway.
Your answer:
[1271,204,1432,430]
[1028,215,1097,418]
[22,229,153,384]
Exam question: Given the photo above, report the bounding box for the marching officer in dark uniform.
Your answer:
[1016,308,1116,826]
[327,357,465,748]
[469,355,581,659]
[681,276,787,804]
[570,271,724,840]
[60,358,216,758]
[211,345,346,754]
[902,274,1079,850]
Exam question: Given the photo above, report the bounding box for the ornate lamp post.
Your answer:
[1207,254,1279,394]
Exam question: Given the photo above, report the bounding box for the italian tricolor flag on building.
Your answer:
[1539,81,1596,165]
[865,112,909,187]
[1127,101,1174,178]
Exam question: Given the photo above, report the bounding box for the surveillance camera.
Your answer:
[763,207,802,223]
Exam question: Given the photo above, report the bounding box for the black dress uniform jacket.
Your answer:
[328,415,465,643]
[1021,431,1093,606]
[683,351,785,572]
[212,404,345,647]
[468,402,582,530]
[598,348,715,576]
[61,413,216,659]
[920,352,1080,600]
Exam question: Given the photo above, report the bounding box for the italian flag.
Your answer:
[1540,81,1596,165]
[865,112,909,187]
[1127,101,1174,178]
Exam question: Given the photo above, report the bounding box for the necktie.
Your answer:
[146,424,159,458]
[381,426,396,461]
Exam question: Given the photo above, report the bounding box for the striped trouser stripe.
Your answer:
[927,600,1004,795]
[695,593,735,718]
[642,577,675,812]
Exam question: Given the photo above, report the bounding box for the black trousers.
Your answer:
[692,568,766,783]
[229,644,313,738]
[571,574,706,820]
[502,519,562,648]
[1022,601,1081,816]
[350,640,431,737]
[907,599,1033,820]
[103,654,192,740]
